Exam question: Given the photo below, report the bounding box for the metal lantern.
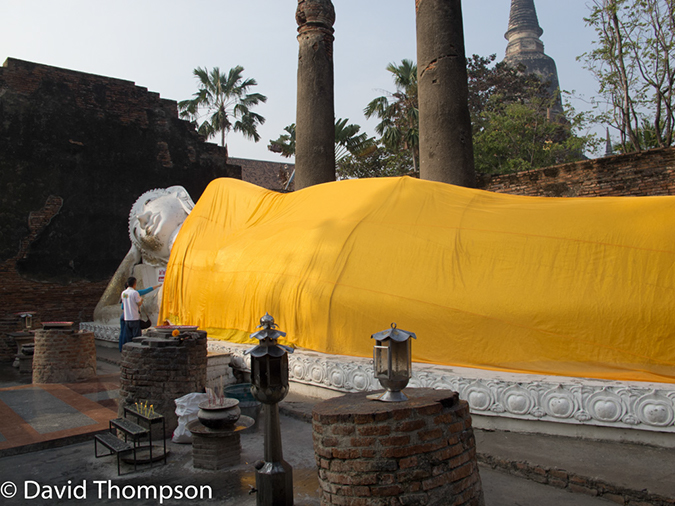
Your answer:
[15,312,35,330]
[245,313,294,506]
[246,313,294,404]
[371,323,417,402]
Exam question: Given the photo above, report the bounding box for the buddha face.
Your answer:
[130,189,193,263]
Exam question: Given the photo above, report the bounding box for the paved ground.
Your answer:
[0,412,618,506]
[0,344,672,505]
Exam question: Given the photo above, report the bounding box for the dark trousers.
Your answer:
[119,314,128,352]
[121,320,141,351]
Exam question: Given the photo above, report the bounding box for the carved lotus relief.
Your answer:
[200,343,675,433]
[587,391,624,423]
[349,370,372,392]
[542,386,575,418]
[502,385,535,415]
[636,393,674,427]
[462,382,494,411]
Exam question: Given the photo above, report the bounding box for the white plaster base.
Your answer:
[80,322,118,342]
[208,340,675,446]
[83,320,675,446]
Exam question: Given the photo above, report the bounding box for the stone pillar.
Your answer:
[416,0,476,187]
[313,389,485,506]
[295,0,336,190]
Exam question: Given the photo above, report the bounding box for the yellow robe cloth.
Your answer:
[160,176,675,383]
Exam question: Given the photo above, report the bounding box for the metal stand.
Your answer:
[256,403,293,506]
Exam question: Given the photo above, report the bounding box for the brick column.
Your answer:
[295,0,336,190]
[32,328,96,383]
[312,388,484,505]
[416,0,476,187]
[119,331,207,438]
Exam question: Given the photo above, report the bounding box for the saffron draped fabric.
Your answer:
[160,177,675,383]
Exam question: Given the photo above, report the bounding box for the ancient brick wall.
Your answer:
[230,157,295,191]
[477,147,675,197]
[0,58,241,330]
[0,57,240,281]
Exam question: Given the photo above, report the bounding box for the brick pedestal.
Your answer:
[119,331,207,438]
[187,419,242,469]
[32,328,96,383]
[312,389,484,506]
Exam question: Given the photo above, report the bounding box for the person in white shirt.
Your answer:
[121,276,143,345]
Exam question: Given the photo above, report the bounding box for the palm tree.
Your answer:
[267,123,296,158]
[178,66,267,160]
[364,59,419,172]
[268,118,373,164]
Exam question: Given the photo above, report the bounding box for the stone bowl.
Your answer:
[197,398,241,430]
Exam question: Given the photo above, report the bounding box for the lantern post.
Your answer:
[245,314,294,506]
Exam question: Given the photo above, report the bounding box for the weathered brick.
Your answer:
[399,456,419,469]
[322,436,340,447]
[417,403,443,416]
[419,427,444,441]
[569,484,599,496]
[381,435,411,447]
[370,485,403,497]
[399,493,429,505]
[396,419,426,432]
[332,448,360,459]
[548,469,568,480]
[393,408,413,420]
[350,437,376,447]
[332,424,356,436]
[357,424,392,436]
[548,478,568,489]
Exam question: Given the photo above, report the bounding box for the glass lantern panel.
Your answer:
[267,355,283,387]
[374,343,389,379]
[389,339,411,380]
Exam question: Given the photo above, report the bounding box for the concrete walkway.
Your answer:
[0,344,672,505]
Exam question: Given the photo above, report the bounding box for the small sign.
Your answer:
[158,268,166,283]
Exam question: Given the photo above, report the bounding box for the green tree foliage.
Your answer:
[178,66,267,160]
[473,99,595,174]
[468,55,596,174]
[337,142,414,180]
[363,59,419,173]
[268,123,296,159]
[579,0,675,152]
[267,118,373,166]
[353,57,594,177]
[614,118,664,153]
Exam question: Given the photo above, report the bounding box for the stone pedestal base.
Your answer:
[32,329,96,383]
[312,388,485,506]
[187,420,242,470]
[119,331,207,438]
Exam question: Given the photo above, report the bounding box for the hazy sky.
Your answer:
[1,0,601,162]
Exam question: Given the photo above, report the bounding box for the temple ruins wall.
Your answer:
[0,58,239,335]
[477,147,675,197]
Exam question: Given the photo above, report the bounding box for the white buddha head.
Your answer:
[129,186,194,265]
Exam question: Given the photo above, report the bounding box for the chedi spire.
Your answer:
[504,0,563,114]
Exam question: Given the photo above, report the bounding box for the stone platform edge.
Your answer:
[82,324,675,438]
[207,341,675,439]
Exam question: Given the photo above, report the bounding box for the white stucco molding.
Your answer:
[84,322,675,435]
[208,341,675,434]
